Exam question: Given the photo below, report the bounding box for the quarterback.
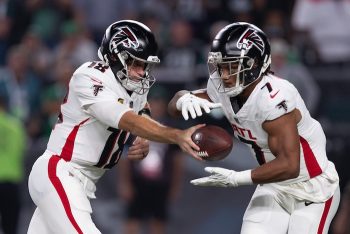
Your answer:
[168,22,340,233]
[27,20,204,234]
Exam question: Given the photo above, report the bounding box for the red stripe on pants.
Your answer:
[48,155,83,234]
[317,196,333,234]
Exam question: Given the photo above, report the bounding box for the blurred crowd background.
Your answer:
[0,0,350,233]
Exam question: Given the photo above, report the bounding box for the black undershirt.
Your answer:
[230,97,245,113]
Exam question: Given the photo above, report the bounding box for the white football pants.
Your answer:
[241,184,340,234]
[27,154,101,234]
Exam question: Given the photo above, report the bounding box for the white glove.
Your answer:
[176,93,222,120]
[190,167,253,187]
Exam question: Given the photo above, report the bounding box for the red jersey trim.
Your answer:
[300,136,322,178]
[60,118,89,161]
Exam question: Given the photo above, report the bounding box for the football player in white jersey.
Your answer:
[27,20,205,234]
[168,22,340,234]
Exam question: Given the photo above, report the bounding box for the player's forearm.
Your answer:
[119,111,180,144]
[251,156,300,184]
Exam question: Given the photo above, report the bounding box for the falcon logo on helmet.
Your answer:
[109,26,140,53]
[237,28,265,55]
[99,20,160,95]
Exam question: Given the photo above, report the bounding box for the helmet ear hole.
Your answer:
[109,55,118,62]
[252,58,259,69]
[120,51,128,60]
[247,58,254,67]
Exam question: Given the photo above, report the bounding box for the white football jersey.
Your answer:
[46,61,148,181]
[207,74,339,201]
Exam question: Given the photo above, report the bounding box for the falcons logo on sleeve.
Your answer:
[109,26,140,52]
[237,28,265,55]
[276,100,288,112]
[92,84,104,96]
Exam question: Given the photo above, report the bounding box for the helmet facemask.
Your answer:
[115,51,159,95]
[208,51,254,97]
[99,48,160,95]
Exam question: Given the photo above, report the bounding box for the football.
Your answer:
[191,125,233,161]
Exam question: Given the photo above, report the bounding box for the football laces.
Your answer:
[197,151,209,158]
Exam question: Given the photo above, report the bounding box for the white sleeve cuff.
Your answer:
[235,170,253,186]
[86,101,132,128]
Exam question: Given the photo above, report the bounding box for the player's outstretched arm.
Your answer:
[168,89,222,120]
[118,110,205,160]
